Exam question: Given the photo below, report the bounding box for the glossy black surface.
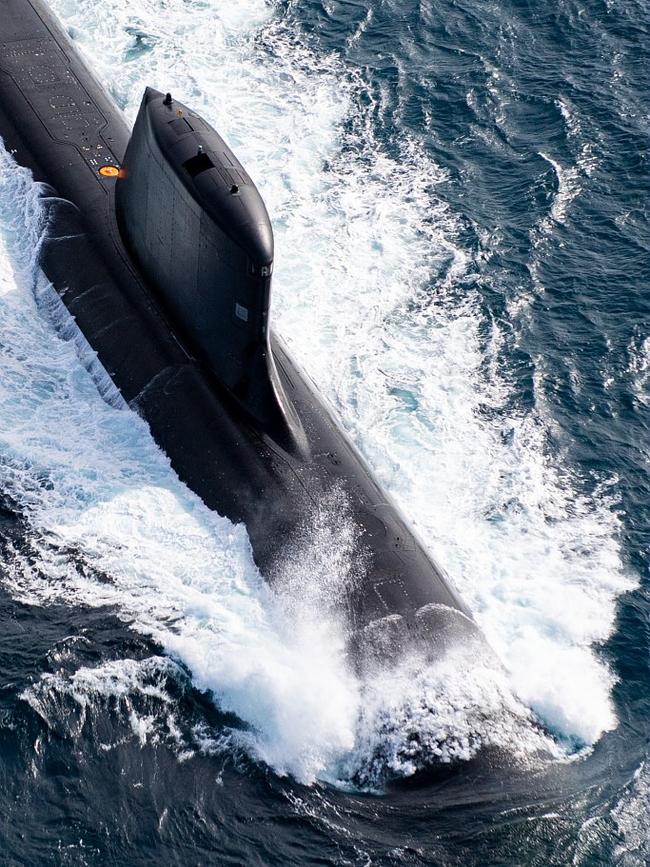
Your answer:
[0,0,472,639]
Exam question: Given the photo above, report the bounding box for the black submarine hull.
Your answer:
[0,0,479,656]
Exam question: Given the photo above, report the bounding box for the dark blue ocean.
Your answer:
[0,0,648,864]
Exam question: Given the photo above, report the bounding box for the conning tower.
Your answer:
[116,88,296,442]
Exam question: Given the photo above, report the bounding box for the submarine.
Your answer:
[0,0,483,662]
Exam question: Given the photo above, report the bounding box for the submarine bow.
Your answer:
[0,0,483,661]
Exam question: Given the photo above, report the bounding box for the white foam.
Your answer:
[334,643,563,789]
[557,97,599,178]
[21,656,189,748]
[538,151,582,229]
[0,0,636,784]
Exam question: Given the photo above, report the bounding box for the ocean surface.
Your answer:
[0,0,648,863]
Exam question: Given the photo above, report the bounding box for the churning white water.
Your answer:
[0,0,635,785]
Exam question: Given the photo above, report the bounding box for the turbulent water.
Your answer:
[0,0,648,863]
